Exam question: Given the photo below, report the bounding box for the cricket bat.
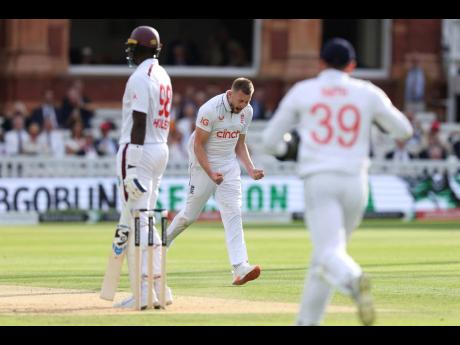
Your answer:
[100,207,132,301]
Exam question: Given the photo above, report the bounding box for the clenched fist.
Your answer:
[210,172,224,185]
[249,168,264,181]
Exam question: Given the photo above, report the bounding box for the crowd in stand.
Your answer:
[0,81,270,161]
[0,80,117,158]
[382,55,460,162]
[3,75,460,164]
[382,113,460,162]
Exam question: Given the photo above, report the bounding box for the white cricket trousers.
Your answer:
[166,159,249,266]
[116,143,169,294]
[297,171,368,325]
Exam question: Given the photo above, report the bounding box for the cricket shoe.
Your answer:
[232,263,261,285]
[351,273,375,326]
[154,279,173,306]
[113,287,160,310]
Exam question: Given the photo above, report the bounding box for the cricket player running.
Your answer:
[113,26,173,308]
[263,38,413,325]
[166,78,264,285]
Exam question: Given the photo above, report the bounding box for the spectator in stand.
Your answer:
[404,54,425,113]
[1,107,14,133]
[22,122,46,155]
[193,90,208,109]
[419,142,447,160]
[29,89,60,129]
[404,111,424,155]
[65,121,87,156]
[170,93,183,122]
[183,85,196,103]
[177,85,198,121]
[205,84,221,100]
[250,88,266,120]
[38,117,65,157]
[175,102,197,151]
[84,133,98,159]
[0,129,5,156]
[60,80,94,129]
[263,103,275,120]
[1,101,29,133]
[95,122,118,156]
[168,124,189,163]
[419,121,448,159]
[14,101,32,128]
[449,130,460,159]
[4,115,28,155]
[385,139,414,162]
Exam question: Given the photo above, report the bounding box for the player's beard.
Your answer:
[230,104,242,114]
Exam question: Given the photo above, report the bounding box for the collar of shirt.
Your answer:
[222,91,232,113]
[318,68,350,81]
[136,58,157,72]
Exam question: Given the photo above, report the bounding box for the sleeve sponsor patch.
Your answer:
[200,118,209,126]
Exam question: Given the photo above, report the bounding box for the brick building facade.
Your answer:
[0,19,446,118]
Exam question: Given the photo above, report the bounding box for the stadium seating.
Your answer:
[3,109,460,178]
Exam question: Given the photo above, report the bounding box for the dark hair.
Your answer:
[232,78,254,96]
[320,38,356,70]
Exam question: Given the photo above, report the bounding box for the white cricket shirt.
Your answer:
[119,58,172,145]
[263,69,413,176]
[188,92,253,167]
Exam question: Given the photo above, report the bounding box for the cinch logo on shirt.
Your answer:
[200,118,209,126]
[216,129,240,139]
[218,115,225,121]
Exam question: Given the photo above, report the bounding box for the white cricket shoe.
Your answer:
[154,279,173,306]
[351,273,376,326]
[113,286,160,310]
[232,263,261,286]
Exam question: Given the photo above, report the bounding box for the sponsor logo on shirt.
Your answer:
[216,129,240,139]
[218,115,225,121]
[200,118,209,126]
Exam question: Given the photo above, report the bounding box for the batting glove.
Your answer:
[124,166,147,201]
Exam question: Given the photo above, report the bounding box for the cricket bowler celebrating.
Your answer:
[109,25,173,309]
[166,78,264,286]
[262,38,413,325]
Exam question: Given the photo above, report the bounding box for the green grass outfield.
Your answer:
[1,219,460,326]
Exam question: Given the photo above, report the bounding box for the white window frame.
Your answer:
[351,19,392,80]
[68,19,262,78]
